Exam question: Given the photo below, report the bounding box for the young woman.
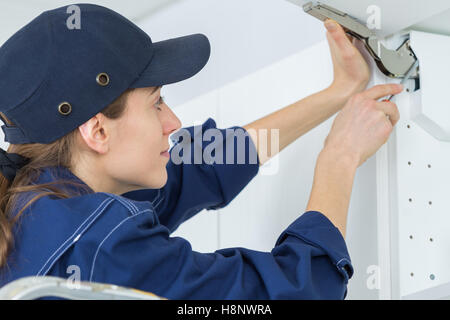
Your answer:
[0,4,402,299]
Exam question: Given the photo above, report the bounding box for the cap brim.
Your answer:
[129,33,211,88]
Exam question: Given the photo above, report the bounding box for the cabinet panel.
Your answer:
[395,86,450,297]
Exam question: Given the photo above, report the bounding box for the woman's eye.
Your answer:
[154,96,164,111]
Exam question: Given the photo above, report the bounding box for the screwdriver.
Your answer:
[383,59,419,102]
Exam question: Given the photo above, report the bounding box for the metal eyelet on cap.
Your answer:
[58,102,72,115]
[96,72,110,86]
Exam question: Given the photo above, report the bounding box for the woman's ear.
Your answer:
[78,113,110,154]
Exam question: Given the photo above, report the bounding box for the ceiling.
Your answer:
[413,9,450,37]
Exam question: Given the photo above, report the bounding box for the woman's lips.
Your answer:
[161,150,170,158]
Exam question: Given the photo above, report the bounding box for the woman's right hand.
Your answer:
[323,83,404,168]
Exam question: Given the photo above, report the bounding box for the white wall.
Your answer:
[139,0,325,107]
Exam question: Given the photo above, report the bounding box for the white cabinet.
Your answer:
[375,33,450,298]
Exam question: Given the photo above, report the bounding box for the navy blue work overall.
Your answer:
[0,118,353,299]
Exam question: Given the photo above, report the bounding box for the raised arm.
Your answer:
[243,19,370,166]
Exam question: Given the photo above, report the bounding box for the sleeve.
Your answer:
[121,118,260,232]
[90,210,354,300]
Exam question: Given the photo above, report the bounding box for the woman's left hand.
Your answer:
[324,19,370,99]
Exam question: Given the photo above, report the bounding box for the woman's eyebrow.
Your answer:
[147,86,161,99]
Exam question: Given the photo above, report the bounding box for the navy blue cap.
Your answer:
[0,3,211,144]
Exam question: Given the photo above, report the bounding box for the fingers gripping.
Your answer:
[376,100,400,126]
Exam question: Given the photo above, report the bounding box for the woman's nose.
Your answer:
[161,103,182,135]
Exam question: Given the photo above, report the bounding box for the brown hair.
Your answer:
[0,88,135,270]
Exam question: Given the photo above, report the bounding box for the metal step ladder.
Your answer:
[0,276,165,300]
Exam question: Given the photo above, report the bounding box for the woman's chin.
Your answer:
[154,170,168,189]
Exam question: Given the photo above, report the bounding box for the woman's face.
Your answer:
[75,86,182,194]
